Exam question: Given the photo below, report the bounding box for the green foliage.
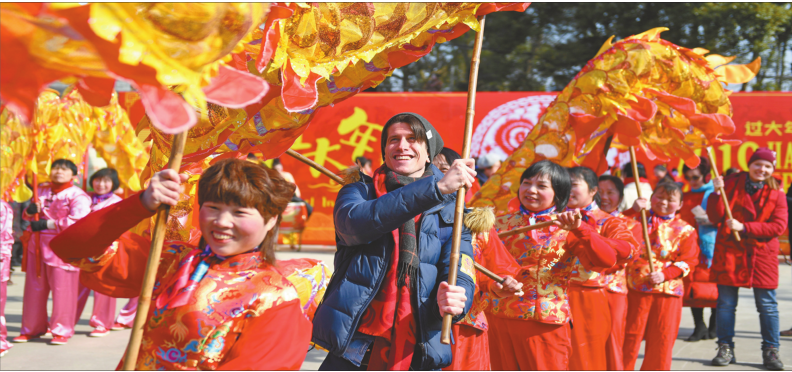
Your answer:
[373,3,792,92]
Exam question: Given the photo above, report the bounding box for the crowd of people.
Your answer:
[0,111,788,371]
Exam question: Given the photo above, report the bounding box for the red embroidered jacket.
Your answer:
[49,194,311,370]
[625,213,699,297]
[458,227,521,331]
[569,206,639,289]
[484,210,627,325]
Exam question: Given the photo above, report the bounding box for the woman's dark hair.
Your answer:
[622,162,647,179]
[598,175,625,200]
[567,166,601,206]
[51,159,78,176]
[653,182,684,202]
[682,156,711,179]
[439,147,462,165]
[272,158,281,167]
[197,158,296,265]
[520,160,571,211]
[355,156,372,167]
[89,168,120,193]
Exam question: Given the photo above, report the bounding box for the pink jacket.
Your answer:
[1,200,12,260]
[90,192,123,212]
[23,185,91,271]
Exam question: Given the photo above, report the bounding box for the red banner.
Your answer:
[276,92,792,246]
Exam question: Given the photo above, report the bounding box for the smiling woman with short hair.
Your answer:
[49,159,312,370]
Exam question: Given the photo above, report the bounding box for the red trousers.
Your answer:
[623,291,682,370]
[488,316,571,370]
[569,286,611,370]
[443,324,490,371]
[606,291,627,370]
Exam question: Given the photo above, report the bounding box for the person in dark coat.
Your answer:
[707,148,786,370]
[313,113,477,370]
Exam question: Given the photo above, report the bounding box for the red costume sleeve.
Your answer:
[621,208,639,219]
[599,216,639,267]
[478,227,521,293]
[744,192,788,239]
[660,228,699,281]
[218,300,312,370]
[49,193,156,298]
[566,223,618,272]
[706,192,726,225]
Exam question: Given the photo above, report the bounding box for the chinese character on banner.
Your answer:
[764,121,783,136]
[337,107,383,161]
[292,136,346,178]
[745,121,763,136]
[785,121,792,134]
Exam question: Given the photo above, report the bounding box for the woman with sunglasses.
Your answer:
[678,156,719,342]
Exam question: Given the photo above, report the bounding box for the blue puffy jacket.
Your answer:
[312,165,476,370]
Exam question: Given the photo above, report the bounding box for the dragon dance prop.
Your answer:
[0,89,148,202]
[470,27,759,270]
[470,27,759,214]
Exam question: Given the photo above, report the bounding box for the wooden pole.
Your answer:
[705,148,741,242]
[442,15,486,345]
[285,149,344,185]
[629,146,655,272]
[496,220,557,239]
[82,146,90,191]
[473,261,503,284]
[122,132,188,370]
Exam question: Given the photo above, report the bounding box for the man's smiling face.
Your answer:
[383,122,429,177]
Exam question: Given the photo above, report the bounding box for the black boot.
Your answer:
[686,308,708,342]
[706,309,717,340]
[762,347,784,370]
[712,343,736,366]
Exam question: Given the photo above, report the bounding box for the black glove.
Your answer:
[26,203,39,215]
[30,220,49,232]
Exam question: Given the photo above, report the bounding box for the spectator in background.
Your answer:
[707,148,785,370]
[9,200,29,267]
[654,164,668,180]
[476,153,501,186]
[433,147,481,203]
[784,181,792,338]
[355,156,374,177]
[618,162,653,212]
[724,167,740,177]
[1,200,13,357]
[272,158,312,218]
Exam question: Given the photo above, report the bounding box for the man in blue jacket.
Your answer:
[314,112,478,370]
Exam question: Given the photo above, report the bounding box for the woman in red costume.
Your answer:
[623,182,699,370]
[678,156,718,342]
[485,160,631,370]
[597,174,637,370]
[566,167,638,371]
[707,148,785,370]
[50,158,311,370]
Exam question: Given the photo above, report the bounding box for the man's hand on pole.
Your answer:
[140,169,189,212]
[437,159,476,195]
[437,281,467,317]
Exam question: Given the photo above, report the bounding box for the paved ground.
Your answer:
[1,248,790,370]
